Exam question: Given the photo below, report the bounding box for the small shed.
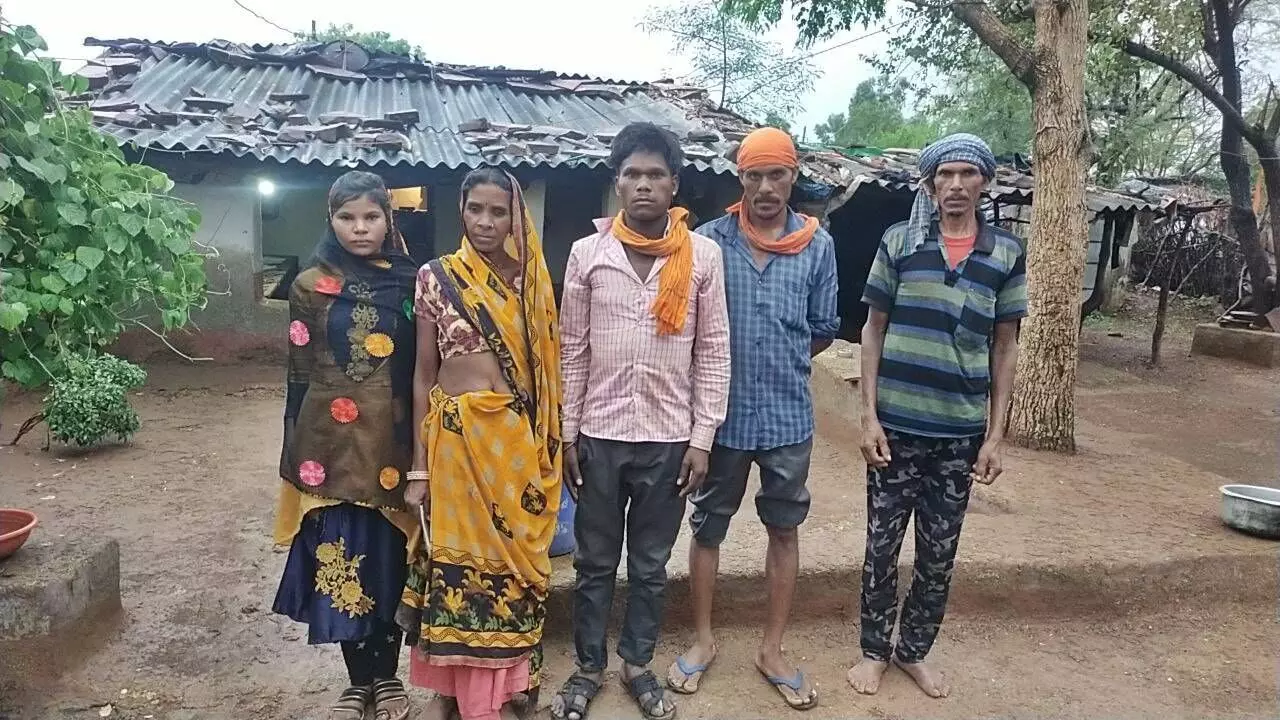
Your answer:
[791,146,1170,338]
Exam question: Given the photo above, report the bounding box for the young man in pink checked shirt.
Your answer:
[550,122,731,720]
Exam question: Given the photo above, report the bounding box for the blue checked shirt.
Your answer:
[697,211,841,452]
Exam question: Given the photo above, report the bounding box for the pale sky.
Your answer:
[4,0,892,136]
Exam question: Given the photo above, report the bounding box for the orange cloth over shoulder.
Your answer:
[728,127,820,255]
[612,207,694,336]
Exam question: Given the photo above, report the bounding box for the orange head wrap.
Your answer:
[735,127,799,171]
[728,127,818,255]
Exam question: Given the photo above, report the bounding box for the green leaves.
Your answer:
[58,203,88,227]
[721,0,888,42]
[104,227,131,253]
[0,178,23,208]
[163,233,191,255]
[43,352,147,447]
[119,213,145,236]
[15,155,67,184]
[642,0,821,122]
[819,78,940,149]
[0,301,29,331]
[41,273,66,293]
[2,24,206,394]
[309,23,423,60]
[76,245,105,270]
[55,259,87,286]
[12,25,48,53]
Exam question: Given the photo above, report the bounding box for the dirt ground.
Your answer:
[1,293,1277,719]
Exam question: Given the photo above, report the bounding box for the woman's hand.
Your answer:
[404,480,429,509]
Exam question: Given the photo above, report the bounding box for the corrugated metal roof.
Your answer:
[82,37,663,86]
[76,40,745,173]
[74,39,1170,214]
[808,147,1169,213]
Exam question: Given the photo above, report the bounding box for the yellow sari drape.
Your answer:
[398,175,562,686]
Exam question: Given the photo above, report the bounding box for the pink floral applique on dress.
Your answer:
[298,460,326,487]
[288,320,310,346]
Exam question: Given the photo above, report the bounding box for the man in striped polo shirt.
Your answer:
[849,133,1026,699]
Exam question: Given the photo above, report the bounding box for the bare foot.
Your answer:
[667,639,718,693]
[756,649,818,709]
[846,657,889,695]
[893,657,950,698]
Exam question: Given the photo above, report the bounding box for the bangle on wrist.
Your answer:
[407,470,429,482]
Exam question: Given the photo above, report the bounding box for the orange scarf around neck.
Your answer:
[726,201,819,255]
[611,207,694,335]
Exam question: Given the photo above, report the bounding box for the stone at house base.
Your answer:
[811,339,862,422]
[1191,323,1280,368]
[0,537,121,640]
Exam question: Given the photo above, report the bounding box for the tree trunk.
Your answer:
[1151,217,1190,367]
[1007,0,1091,453]
[1208,0,1273,315]
[1254,152,1280,310]
[1220,122,1268,314]
[1151,281,1170,367]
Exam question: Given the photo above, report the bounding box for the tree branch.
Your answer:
[1120,39,1252,134]
[720,13,729,108]
[1201,1,1220,70]
[1233,0,1252,25]
[1266,81,1280,138]
[938,1,1037,90]
[130,320,213,363]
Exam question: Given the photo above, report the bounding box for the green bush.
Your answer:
[42,353,147,447]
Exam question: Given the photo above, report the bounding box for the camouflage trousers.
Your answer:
[859,430,980,664]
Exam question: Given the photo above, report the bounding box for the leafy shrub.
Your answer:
[42,353,147,447]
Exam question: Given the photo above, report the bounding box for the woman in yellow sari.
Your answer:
[397,168,562,720]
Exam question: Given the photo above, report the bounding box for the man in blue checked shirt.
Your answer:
[667,127,839,712]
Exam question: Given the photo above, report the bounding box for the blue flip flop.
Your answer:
[760,668,820,710]
[667,653,715,694]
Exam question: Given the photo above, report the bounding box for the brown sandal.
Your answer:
[329,685,372,720]
[372,678,411,720]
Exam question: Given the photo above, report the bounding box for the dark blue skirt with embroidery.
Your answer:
[272,503,408,644]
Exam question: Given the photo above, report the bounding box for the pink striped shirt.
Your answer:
[560,217,731,451]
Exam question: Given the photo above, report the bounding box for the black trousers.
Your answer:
[340,619,402,686]
[860,431,979,664]
[572,435,687,671]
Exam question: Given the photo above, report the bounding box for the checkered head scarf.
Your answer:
[907,133,997,243]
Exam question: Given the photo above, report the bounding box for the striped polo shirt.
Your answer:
[861,218,1027,438]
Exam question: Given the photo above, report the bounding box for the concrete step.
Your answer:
[0,537,121,641]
